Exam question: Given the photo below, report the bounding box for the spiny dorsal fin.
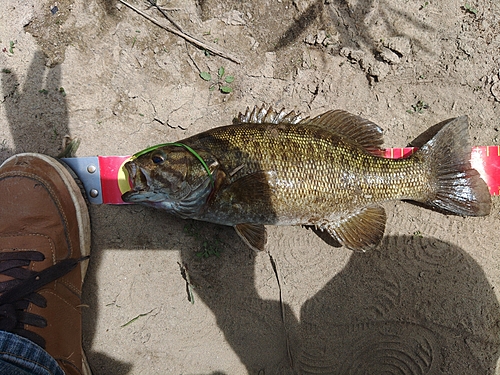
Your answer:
[235,223,267,251]
[300,110,384,153]
[235,106,384,154]
[235,104,304,125]
[323,206,387,252]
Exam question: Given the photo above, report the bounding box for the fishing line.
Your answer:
[132,142,214,185]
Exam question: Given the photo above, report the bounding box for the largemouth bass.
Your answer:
[122,106,491,252]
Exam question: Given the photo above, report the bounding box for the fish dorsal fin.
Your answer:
[235,106,384,153]
[301,110,384,154]
[235,104,304,125]
[235,223,267,251]
[323,206,386,251]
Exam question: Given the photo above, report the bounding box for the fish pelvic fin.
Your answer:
[235,223,267,252]
[417,116,491,216]
[324,206,387,252]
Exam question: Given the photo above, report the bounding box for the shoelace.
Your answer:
[0,251,88,348]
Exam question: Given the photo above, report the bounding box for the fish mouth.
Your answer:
[122,162,153,202]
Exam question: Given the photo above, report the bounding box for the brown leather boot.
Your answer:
[0,153,92,375]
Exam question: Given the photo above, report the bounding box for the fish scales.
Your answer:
[185,123,429,223]
[122,106,491,252]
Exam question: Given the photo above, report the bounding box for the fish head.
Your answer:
[122,144,218,214]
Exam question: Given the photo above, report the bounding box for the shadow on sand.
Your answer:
[180,234,500,374]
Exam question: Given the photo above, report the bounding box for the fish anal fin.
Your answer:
[324,206,387,252]
[235,223,267,252]
[301,110,384,154]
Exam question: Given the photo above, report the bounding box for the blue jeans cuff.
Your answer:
[0,330,64,375]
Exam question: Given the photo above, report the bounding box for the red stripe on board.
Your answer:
[99,156,132,204]
[96,147,500,204]
[470,146,500,196]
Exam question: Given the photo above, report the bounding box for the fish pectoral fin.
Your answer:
[301,110,384,155]
[228,171,270,198]
[218,171,272,209]
[324,206,387,252]
[235,223,267,252]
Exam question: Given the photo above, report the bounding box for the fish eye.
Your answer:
[151,153,165,164]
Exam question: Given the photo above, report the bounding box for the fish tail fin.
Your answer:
[415,116,491,216]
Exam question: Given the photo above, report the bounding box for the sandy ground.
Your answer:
[1,0,500,374]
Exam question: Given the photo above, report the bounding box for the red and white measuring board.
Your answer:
[62,146,500,205]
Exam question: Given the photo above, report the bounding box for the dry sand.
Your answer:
[1,0,499,373]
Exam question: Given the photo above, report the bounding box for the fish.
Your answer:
[122,105,491,252]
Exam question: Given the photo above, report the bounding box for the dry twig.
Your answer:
[268,252,294,369]
[119,0,241,64]
[146,0,184,32]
